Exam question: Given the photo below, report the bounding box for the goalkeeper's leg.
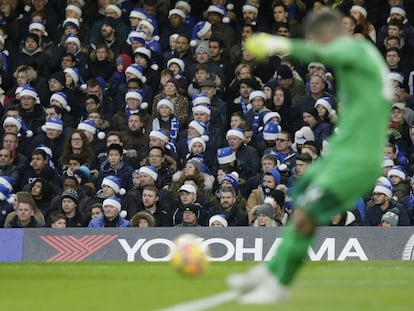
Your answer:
[228,188,342,304]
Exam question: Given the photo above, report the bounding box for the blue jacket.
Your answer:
[88,216,130,228]
[97,160,134,191]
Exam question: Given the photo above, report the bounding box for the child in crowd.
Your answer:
[152,98,179,144]
[50,212,67,228]
[167,58,188,93]
[130,211,156,227]
[209,214,228,227]
[90,203,104,220]
[107,54,132,96]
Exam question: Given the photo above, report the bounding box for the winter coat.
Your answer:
[235,144,261,177]
[45,188,91,224]
[98,160,134,192]
[27,132,67,165]
[171,201,208,227]
[210,203,249,226]
[246,187,265,223]
[6,215,43,228]
[64,210,88,228]
[17,103,45,133]
[392,182,410,202]
[88,59,116,82]
[112,110,152,133]
[120,128,149,156]
[125,186,173,225]
[140,155,177,189]
[312,121,332,143]
[88,215,130,228]
[364,200,411,226]
[14,48,49,79]
[0,164,21,188]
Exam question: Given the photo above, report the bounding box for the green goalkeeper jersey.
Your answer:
[289,37,392,206]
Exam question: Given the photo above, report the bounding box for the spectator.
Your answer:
[246,168,281,223]
[49,212,66,228]
[14,33,49,79]
[264,131,296,171]
[140,146,176,189]
[387,166,410,201]
[251,203,278,227]
[130,210,156,228]
[59,189,87,227]
[302,107,332,143]
[0,147,19,184]
[113,90,151,133]
[160,9,191,52]
[276,65,306,103]
[364,184,410,226]
[209,214,228,227]
[97,143,133,192]
[88,196,130,227]
[175,203,202,227]
[20,148,55,189]
[226,128,260,176]
[350,5,376,41]
[125,166,172,221]
[77,119,106,156]
[270,1,303,38]
[210,186,248,226]
[206,4,235,49]
[4,196,44,228]
[380,208,400,227]
[90,203,104,220]
[120,113,149,155]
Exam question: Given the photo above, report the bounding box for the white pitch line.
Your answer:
[159,290,240,311]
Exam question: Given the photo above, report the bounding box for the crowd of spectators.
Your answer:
[0,0,414,229]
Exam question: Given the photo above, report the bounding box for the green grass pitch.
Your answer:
[1,261,413,311]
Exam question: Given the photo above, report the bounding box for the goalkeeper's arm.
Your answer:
[244,33,292,60]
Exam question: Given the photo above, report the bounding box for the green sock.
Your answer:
[267,225,314,286]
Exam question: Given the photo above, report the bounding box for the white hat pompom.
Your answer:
[227,3,234,10]
[222,16,230,23]
[119,210,127,218]
[26,130,33,138]
[201,135,210,142]
[190,39,197,47]
[141,102,148,110]
[119,188,126,196]
[278,163,288,172]
[97,131,106,140]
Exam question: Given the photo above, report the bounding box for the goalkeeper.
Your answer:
[228,10,392,304]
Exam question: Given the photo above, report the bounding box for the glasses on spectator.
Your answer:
[276,138,288,142]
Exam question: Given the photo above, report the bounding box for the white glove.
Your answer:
[245,33,292,60]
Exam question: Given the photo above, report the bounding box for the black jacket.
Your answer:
[364,200,411,226]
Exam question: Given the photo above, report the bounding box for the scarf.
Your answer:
[152,115,180,143]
